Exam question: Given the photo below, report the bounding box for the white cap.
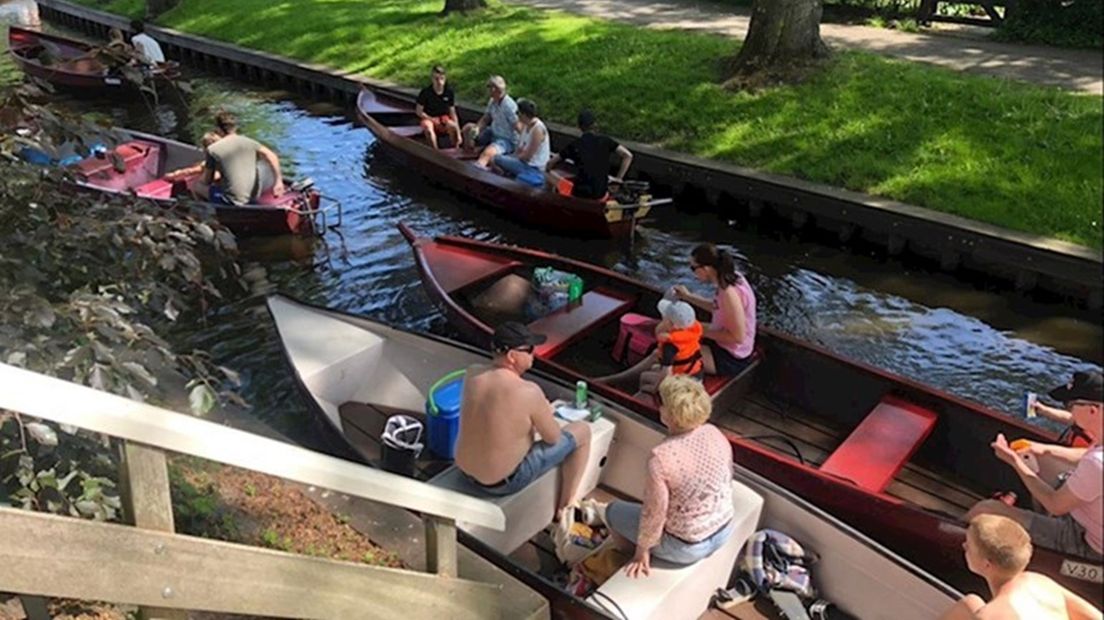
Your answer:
[657,299,696,329]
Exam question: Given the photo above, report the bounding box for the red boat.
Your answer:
[356,88,669,239]
[72,130,333,236]
[7,26,177,93]
[399,222,1103,603]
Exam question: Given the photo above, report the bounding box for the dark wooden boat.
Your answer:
[356,88,669,239]
[268,293,960,620]
[399,223,1104,604]
[7,26,177,93]
[70,129,333,236]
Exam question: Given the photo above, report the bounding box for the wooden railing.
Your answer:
[0,363,506,619]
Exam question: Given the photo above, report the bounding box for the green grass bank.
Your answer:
[76,0,1103,249]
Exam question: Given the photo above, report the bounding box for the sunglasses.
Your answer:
[690,263,705,273]
[513,345,535,354]
[1068,399,1098,408]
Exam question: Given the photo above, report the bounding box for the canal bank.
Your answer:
[36,0,1104,310]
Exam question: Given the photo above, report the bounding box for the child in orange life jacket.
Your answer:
[635,299,703,401]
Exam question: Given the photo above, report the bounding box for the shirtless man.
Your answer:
[454,322,591,512]
[939,515,1100,620]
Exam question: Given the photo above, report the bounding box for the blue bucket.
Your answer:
[426,370,465,459]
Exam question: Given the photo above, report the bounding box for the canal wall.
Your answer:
[35,0,1103,310]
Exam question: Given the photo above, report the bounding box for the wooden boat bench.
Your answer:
[421,243,522,294]
[389,125,429,139]
[587,480,764,620]
[819,395,939,493]
[530,288,637,359]
[429,416,617,554]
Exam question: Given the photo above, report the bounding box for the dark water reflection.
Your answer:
[31,69,1104,440]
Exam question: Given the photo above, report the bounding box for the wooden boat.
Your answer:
[398,223,1104,603]
[7,26,178,93]
[70,129,335,236]
[356,88,670,239]
[268,293,961,620]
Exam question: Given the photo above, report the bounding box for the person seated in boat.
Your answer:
[544,109,633,200]
[939,515,1101,620]
[669,244,756,377]
[415,65,461,150]
[607,375,734,578]
[194,111,286,205]
[461,75,518,169]
[491,98,549,189]
[454,322,592,513]
[129,20,166,67]
[597,298,703,402]
[105,28,134,56]
[966,371,1103,563]
[1027,377,1096,448]
[163,132,222,184]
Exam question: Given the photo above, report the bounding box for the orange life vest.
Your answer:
[658,321,703,377]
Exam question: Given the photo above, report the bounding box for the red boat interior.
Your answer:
[424,239,987,521]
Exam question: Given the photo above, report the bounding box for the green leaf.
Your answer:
[122,362,158,388]
[189,384,216,416]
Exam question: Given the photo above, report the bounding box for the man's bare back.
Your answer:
[974,573,1101,620]
[454,363,559,484]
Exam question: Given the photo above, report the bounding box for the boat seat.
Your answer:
[429,416,616,554]
[420,243,522,294]
[134,178,174,200]
[439,148,480,160]
[587,480,764,620]
[530,288,637,359]
[702,349,762,396]
[819,395,939,493]
[390,125,428,139]
[75,141,154,178]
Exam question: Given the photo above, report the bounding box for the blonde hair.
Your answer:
[657,375,711,431]
[968,514,1032,574]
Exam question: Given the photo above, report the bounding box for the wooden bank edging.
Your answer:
[36,0,1103,309]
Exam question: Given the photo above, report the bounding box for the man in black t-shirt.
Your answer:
[545,109,634,200]
[415,65,461,150]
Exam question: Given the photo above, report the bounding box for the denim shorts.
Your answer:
[475,127,515,155]
[466,430,577,497]
[605,499,734,565]
[1028,512,1104,560]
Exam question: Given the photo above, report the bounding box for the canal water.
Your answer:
[3,8,1100,444]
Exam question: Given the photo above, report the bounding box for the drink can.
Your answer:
[1024,391,1038,419]
[575,380,587,409]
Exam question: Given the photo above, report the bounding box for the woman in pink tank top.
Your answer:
[672,244,756,376]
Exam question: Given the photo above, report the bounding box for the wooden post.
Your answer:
[424,515,458,577]
[118,441,188,620]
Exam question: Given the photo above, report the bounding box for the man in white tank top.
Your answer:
[492,98,549,189]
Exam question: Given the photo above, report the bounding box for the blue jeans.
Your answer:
[464,430,578,496]
[493,154,544,188]
[606,500,734,565]
[475,127,515,156]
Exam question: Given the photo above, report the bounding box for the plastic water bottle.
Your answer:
[1024,391,1038,419]
[567,275,583,303]
[575,380,588,409]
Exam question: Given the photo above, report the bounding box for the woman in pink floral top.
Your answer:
[607,375,735,578]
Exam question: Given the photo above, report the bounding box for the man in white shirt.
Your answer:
[130,20,165,65]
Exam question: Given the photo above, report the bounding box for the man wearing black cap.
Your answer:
[454,322,591,512]
[967,371,1103,561]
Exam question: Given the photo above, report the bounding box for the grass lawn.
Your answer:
[76,0,1103,249]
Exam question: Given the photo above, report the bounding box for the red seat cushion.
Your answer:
[819,395,939,493]
[421,243,521,294]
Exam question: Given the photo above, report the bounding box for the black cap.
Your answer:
[1049,371,1103,403]
[491,322,547,353]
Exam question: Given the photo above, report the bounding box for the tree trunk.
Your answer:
[731,0,829,77]
[146,0,179,18]
[441,0,487,15]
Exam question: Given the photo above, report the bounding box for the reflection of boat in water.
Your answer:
[398,224,1103,603]
[357,88,670,239]
[7,25,177,93]
[268,292,960,620]
[69,129,335,236]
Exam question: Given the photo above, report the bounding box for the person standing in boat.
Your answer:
[966,371,1103,563]
[462,75,518,169]
[492,98,549,188]
[454,322,592,514]
[608,375,734,577]
[195,111,285,205]
[415,65,461,150]
[939,515,1101,620]
[671,244,756,377]
[129,20,165,67]
[544,109,633,200]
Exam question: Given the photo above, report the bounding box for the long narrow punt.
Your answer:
[398,223,1103,604]
[267,293,960,620]
[69,129,327,236]
[356,88,664,238]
